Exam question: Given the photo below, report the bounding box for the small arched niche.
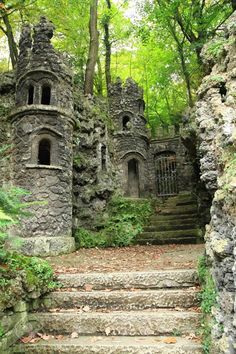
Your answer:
[38,138,51,165]
[122,116,130,131]
[101,144,107,171]
[41,85,51,105]
[28,85,34,105]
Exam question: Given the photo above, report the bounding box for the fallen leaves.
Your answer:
[19,332,64,344]
[84,283,93,291]
[47,244,204,274]
[163,337,177,344]
[105,327,111,336]
[82,305,90,312]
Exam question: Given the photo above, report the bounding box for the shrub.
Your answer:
[76,195,152,248]
[198,256,218,354]
[0,186,57,311]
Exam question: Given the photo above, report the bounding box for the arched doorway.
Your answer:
[155,151,178,196]
[127,158,140,197]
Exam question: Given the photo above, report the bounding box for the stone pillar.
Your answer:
[8,17,75,256]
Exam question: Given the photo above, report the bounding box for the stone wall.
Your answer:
[73,94,116,230]
[0,72,15,185]
[195,14,236,354]
[0,302,29,353]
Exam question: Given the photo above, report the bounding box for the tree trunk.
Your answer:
[0,0,18,68]
[84,0,99,95]
[103,0,112,93]
[96,56,103,96]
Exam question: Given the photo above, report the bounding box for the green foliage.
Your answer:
[0,323,4,338]
[0,186,56,311]
[0,251,57,311]
[75,196,152,248]
[198,256,218,354]
[198,256,217,314]
[0,186,30,260]
[75,227,107,249]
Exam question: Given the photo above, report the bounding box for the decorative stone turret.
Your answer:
[9,17,75,256]
[109,78,149,197]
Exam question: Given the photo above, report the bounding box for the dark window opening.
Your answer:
[28,85,34,105]
[123,116,130,130]
[138,99,144,113]
[101,145,106,171]
[219,82,227,102]
[41,85,51,105]
[175,125,180,135]
[38,139,51,165]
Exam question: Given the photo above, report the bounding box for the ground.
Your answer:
[46,244,205,274]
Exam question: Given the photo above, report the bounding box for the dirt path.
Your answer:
[47,244,205,274]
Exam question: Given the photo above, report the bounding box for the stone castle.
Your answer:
[7,17,196,256]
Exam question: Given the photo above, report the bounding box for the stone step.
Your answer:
[158,208,197,216]
[38,289,198,311]
[137,237,199,245]
[14,335,202,354]
[143,224,197,232]
[150,213,198,221]
[148,218,197,226]
[137,229,201,241]
[164,199,196,207]
[56,269,198,290]
[28,310,201,336]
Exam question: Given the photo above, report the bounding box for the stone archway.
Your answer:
[127,158,140,197]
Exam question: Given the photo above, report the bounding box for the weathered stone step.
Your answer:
[144,223,197,232]
[14,335,202,354]
[164,199,196,207]
[148,218,197,226]
[137,237,198,245]
[28,310,201,336]
[138,229,201,241]
[159,208,197,216]
[38,289,198,311]
[56,269,198,290]
[150,213,198,221]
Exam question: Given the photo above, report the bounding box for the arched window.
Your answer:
[38,139,51,165]
[122,116,130,130]
[101,145,106,171]
[41,85,51,105]
[28,85,34,105]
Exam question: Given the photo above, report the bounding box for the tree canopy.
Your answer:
[0,0,234,133]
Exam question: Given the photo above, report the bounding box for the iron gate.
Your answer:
[155,152,178,196]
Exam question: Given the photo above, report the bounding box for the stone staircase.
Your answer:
[14,269,202,353]
[137,193,202,245]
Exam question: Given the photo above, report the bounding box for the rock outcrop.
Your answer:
[195,14,236,354]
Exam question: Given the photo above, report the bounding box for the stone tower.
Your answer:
[9,17,75,256]
[109,78,149,197]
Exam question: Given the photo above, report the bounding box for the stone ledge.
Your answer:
[10,236,75,257]
[26,164,63,170]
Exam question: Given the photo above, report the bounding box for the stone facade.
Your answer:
[73,94,115,230]
[8,17,75,256]
[109,78,195,199]
[0,19,197,250]
[195,14,236,354]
